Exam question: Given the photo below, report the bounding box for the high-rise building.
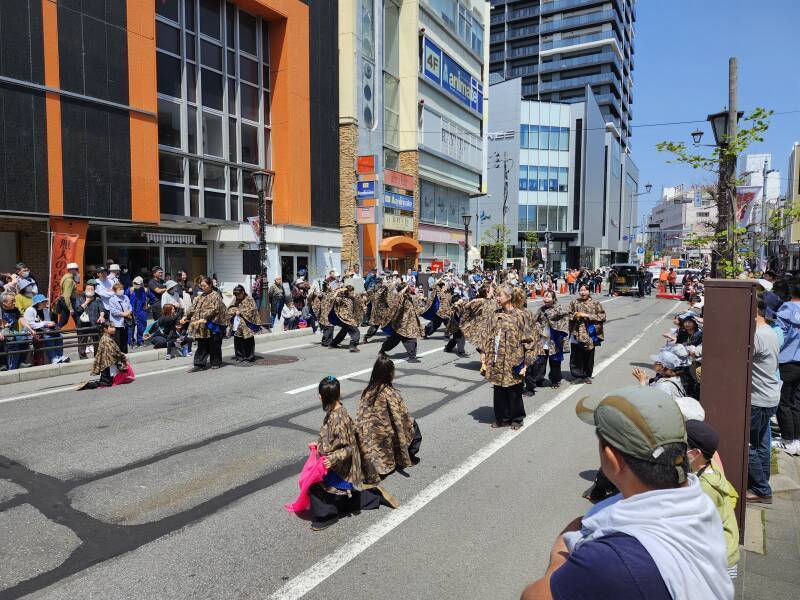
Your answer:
[339,0,489,274]
[0,1,340,287]
[488,0,635,147]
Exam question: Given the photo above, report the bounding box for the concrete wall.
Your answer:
[581,89,607,249]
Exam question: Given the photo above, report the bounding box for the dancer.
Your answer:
[363,277,390,343]
[357,355,420,481]
[79,321,129,389]
[568,284,607,384]
[309,280,336,347]
[228,284,262,362]
[443,295,468,356]
[480,284,534,430]
[529,290,570,391]
[459,285,494,352]
[380,283,422,363]
[328,285,362,352]
[423,279,452,338]
[182,276,227,372]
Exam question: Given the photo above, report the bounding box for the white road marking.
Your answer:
[284,347,445,395]
[268,301,680,600]
[0,343,316,406]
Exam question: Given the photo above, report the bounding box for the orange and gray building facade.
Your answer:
[0,0,339,285]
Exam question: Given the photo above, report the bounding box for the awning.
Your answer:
[379,235,422,254]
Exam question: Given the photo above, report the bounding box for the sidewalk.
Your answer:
[0,327,315,385]
[737,450,800,599]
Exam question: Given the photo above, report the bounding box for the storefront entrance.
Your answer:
[279,246,310,282]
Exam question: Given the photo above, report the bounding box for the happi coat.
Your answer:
[568,297,607,350]
[356,385,416,480]
[185,290,228,339]
[481,307,535,387]
[227,295,262,339]
[317,405,365,495]
[91,334,127,375]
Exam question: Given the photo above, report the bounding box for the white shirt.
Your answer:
[23,306,52,330]
[95,278,115,310]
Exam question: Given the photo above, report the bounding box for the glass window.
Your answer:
[157,53,182,97]
[229,167,239,193]
[226,2,235,48]
[529,205,537,230]
[548,206,559,231]
[549,166,558,191]
[529,125,539,150]
[242,171,257,195]
[160,184,185,215]
[243,195,258,220]
[204,162,226,189]
[519,165,528,190]
[187,64,197,102]
[201,69,223,110]
[204,190,226,219]
[202,112,223,156]
[539,126,549,150]
[241,123,259,164]
[228,117,237,162]
[538,167,547,192]
[157,21,180,54]
[538,206,547,231]
[185,33,196,61]
[157,99,182,148]
[520,125,529,149]
[421,180,435,223]
[156,0,180,22]
[187,106,197,153]
[227,51,236,76]
[529,166,538,191]
[239,11,258,56]
[240,56,259,84]
[559,127,570,151]
[558,167,568,192]
[518,204,528,231]
[190,189,200,217]
[227,78,236,113]
[200,0,221,40]
[262,20,270,63]
[189,159,199,185]
[549,127,560,150]
[201,40,222,70]
[240,84,259,121]
[558,206,568,231]
[159,153,184,183]
[185,0,195,31]
[230,193,239,222]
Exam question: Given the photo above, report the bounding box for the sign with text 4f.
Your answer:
[422,37,483,114]
[356,180,375,200]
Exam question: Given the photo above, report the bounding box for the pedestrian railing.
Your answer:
[0,327,100,360]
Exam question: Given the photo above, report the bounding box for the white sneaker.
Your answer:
[51,357,61,365]
[788,440,800,456]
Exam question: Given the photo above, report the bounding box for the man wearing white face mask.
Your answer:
[15,262,38,296]
[94,266,115,312]
[108,264,121,286]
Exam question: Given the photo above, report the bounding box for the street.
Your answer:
[1,295,680,600]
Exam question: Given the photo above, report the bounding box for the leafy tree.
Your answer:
[523,231,539,266]
[481,224,511,269]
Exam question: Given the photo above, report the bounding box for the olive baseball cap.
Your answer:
[576,385,687,464]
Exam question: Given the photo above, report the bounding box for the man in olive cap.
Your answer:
[521,386,733,600]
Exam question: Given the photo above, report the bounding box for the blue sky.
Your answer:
[633,0,800,217]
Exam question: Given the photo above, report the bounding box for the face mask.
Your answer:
[24,289,34,296]
[85,290,95,297]
[74,274,80,283]
[115,290,124,296]
[21,271,30,278]
[134,284,141,290]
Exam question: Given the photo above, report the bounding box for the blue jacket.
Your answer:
[126,287,156,316]
[777,301,800,363]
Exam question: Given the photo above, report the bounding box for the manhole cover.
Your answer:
[252,355,299,366]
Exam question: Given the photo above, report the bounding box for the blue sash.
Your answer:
[382,325,395,336]
[550,330,567,361]
[246,320,261,332]
[323,470,354,491]
[207,322,222,334]
[329,310,345,327]
[587,324,602,347]
[421,296,440,320]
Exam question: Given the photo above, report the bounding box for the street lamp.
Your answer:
[690,128,704,146]
[491,152,514,267]
[462,213,472,274]
[628,183,652,261]
[252,169,275,323]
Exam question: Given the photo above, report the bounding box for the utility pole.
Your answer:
[759,158,777,271]
[712,57,738,278]
[492,152,513,268]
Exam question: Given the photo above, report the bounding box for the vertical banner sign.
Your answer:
[48,233,79,305]
[422,37,483,114]
[735,186,762,228]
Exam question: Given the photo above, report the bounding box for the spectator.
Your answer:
[685,420,741,580]
[24,294,68,365]
[632,348,689,399]
[118,265,132,288]
[667,267,677,294]
[145,303,183,360]
[658,266,669,292]
[176,270,193,296]
[776,281,800,455]
[521,386,733,600]
[268,276,286,325]
[74,281,105,359]
[0,291,33,370]
[748,301,783,501]
[127,276,154,348]
[108,263,122,286]
[15,262,39,295]
[94,266,115,311]
[108,282,133,353]
[148,267,167,320]
[56,262,80,328]
[281,301,301,330]
[15,278,36,314]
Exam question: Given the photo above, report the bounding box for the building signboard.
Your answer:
[384,169,415,191]
[357,155,376,174]
[356,180,376,199]
[384,191,414,211]
[384,213,414,232]
[422,37,483,114]
[356,207,376,224]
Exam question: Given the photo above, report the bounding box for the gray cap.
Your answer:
[576,385,687,479]
[165,280,180,291]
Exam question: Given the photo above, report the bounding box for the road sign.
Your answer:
[636,246,645,255]
[623,235,629,241]
[356,180,375,199]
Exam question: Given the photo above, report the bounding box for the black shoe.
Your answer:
[188,366,206,373]
[523,390,535,397]
[407,357,420,363]
[311,517,339,531]
[329,344,339,349]
[443,347,453,353]
[211,365,221,370]
[363,336,372,344]
[233,357,242,362]
[349,346,360,353]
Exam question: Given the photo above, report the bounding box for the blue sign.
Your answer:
[636,246,645,255]
[422,37,483,114]
[357,180,375,199]
[384,191,414,211]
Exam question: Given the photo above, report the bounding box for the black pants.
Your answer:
[425,315,444,337]
[321,325,334,347]
[527,352,562,390]
[778,362,800,441]
[493,383,525,424]
[380,333,417,359]
[668,282,677,294]
[570,343,596,379]
[364,324,384,341]
[234,336,256,361]
[83,367,113,389]
[308,484,381,525]
[194,332,223,368]
[331,325,360,348]
[444,332,465,354]
[114,326,128,354]
[150,334,179,356]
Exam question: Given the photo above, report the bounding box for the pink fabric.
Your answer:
[284,446,328,513]
[112,364,136,386]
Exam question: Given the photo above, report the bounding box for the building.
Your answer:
[0,0,339,288]
[339,0,489,274]
[648,186,716,264]
[783,143,800,269]
[488,0,636,148]
[482,76,638,271]
[739,153,782,201]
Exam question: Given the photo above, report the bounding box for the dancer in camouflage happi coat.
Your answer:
[423,279,453,338]
[227,284,262,362]
[309,281,336,347]
[79,321,128,389]
[363,278,391,343]
[527,289,570,391]
[379,283,422,362]
[568,284,607,383]
[329,286,362,352]
[182,276,228,371]
[459,285,494,351]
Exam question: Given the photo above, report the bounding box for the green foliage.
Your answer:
[482,224,511,268]
[523,232,539,265]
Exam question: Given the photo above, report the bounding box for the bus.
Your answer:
[611,263,640,295]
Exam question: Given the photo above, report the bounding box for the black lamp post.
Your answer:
[252,169,275,323]
[462,213,472,274]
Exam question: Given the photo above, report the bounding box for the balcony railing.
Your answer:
[539,9,616,35]
[539,0,606,17]
[506,44,539,58]
[537,51,619,75]
[507,6,541,21]
[540,31,617,51]
[537,71,618,93]
[490,32,506,43]
[506,63,539,77]
[507,24,539,40]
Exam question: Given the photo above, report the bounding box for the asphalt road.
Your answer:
[0,294,683,600]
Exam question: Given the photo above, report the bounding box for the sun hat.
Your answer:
[132,276,144,285]
[650,348,688,370]
[165,279,180,291]
[18,279,33,291]
[674,396,705,422]
[108,264,121,272]
[32,294,47,305]
[576,385,688,480]
[66,262,79,270]
[755,278,773,291]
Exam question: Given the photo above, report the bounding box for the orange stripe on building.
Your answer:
[42,0,63,216]
[126,0,160,223]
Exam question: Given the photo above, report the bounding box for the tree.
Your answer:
[523,231,539,266]
[481,224,511,269]
[656,108,778,277]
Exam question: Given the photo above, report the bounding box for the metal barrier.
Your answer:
[0,326,100,358]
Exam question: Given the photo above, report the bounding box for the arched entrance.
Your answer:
[380,235,422,273]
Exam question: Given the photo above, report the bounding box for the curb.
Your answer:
[0,328,315,385]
